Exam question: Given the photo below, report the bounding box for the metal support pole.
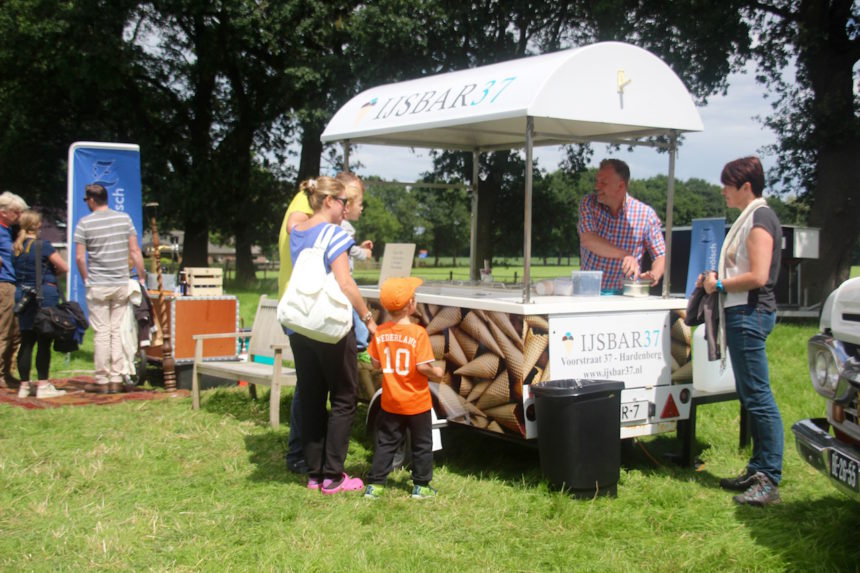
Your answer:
[470,149,479,282]
[523,116,534,303]
[662,132,677,299]
[343,140,351,171]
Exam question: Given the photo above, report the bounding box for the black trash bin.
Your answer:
[531,379,624,497]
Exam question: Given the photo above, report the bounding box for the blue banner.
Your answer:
[685,217,725,298]
[67,143,143,315]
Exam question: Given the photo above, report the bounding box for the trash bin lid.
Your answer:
[531,378,624,398]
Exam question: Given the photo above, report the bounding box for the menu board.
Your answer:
[378,243,416,286]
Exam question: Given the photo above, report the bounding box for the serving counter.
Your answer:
[360,283,694,442]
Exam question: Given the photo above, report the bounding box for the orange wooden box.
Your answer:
[145,294,239,364]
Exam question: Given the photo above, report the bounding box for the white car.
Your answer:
[793,277,860,501]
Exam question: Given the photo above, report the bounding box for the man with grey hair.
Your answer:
[74,184,146,393]
[0,191,28,387]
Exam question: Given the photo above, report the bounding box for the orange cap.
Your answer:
[379,277,423,311]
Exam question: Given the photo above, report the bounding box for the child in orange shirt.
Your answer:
[365,277,443,499]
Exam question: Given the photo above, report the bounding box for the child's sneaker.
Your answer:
[411,484,437,499]
[17,382,32,398]
[363,484,385,499]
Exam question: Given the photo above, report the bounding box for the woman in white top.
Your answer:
[700,156,783,507]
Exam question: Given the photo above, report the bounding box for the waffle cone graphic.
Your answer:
[419,303,435,326]
[454,353,501,379]
[461,396,484,417]
[471,414,490,429]
[523,329,549,375]
[444,330,468,367]
[675,309,687,321]
[485,403,525,435]
[426,307,461,335]
[671,360,693,381]
[671,339,690,366]
[487,311,523,350]
[452,327,479,361]
[459,376,473,398]
[540,365,551,383]
[525,315,549,332]
[460,312,504,357]
[430,334,445,360]
[671,317,691,345]
[476,370,510,410]
[466,379,491,403]
[488,320,523,386]
[487,421,504,434]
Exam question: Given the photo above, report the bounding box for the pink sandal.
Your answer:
[321,473,364,495]
[307,476,322,490]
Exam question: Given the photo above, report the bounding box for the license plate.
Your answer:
[621,400,648,423]
[830,450,859,492]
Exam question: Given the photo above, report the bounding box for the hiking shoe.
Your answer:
[363,484,385,499]
[411,484,438,499]
[84,383,110,394]
[719,467,757,491]
[17,382,32,398]
[321,473,364,495]
[733,472,781,506]
[36,383,66,399]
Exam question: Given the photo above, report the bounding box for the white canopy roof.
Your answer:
[321,42,703,150]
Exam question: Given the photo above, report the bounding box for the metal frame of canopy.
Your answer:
[322,42,703,302]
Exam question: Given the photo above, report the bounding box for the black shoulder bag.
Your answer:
[32,241,89,352]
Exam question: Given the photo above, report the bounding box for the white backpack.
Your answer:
[277,224,353,343]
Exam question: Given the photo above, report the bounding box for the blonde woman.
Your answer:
[13,210,69,398]
[287,176,377,494]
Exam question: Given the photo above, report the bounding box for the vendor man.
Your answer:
[577,159,666,292]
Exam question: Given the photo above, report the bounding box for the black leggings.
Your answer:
[17,330,52,381]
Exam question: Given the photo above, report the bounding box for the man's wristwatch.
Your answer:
[716,279,726,294]
[361,311,373,324]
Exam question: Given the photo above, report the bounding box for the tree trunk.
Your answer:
[298,118,324,182]
[182,219,209,268]
[796,0,860,304]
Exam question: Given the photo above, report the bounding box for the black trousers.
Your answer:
[367,408,433,486]
[289,331,358,481]
[17,329,52,381]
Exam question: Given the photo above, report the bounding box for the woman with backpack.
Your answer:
[286,176,377,494]
[13,210,68,398]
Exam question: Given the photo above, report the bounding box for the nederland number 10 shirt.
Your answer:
[368,322,435,415]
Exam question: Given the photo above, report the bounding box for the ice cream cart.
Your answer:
[321,42,731,460]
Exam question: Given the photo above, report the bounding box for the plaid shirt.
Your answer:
[577,193,666,291]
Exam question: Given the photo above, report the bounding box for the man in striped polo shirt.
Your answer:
[577,159,666,292]
[74,184,146,394]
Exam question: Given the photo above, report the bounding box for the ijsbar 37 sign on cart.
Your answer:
[548,311,672,387]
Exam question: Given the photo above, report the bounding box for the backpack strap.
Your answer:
[34,239,43,304]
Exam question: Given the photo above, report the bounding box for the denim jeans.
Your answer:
[724,304,782,485]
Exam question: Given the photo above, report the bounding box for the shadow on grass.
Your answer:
[433,425,544,488]
[733,496,860,569]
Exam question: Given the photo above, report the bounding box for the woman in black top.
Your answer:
[13,210,68,398]
[701,156,783,506]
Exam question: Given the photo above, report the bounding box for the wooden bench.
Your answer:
[191,295,296,428]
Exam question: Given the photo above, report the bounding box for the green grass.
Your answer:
[4,286,858,570]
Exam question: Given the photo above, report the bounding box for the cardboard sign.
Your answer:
[378,243,416,286]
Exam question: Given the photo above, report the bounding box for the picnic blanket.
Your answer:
[0,377,188,410]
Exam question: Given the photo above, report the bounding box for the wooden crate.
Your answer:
[185,267,223,296]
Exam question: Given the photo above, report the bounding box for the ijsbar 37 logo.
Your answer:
[355,76,517,125]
